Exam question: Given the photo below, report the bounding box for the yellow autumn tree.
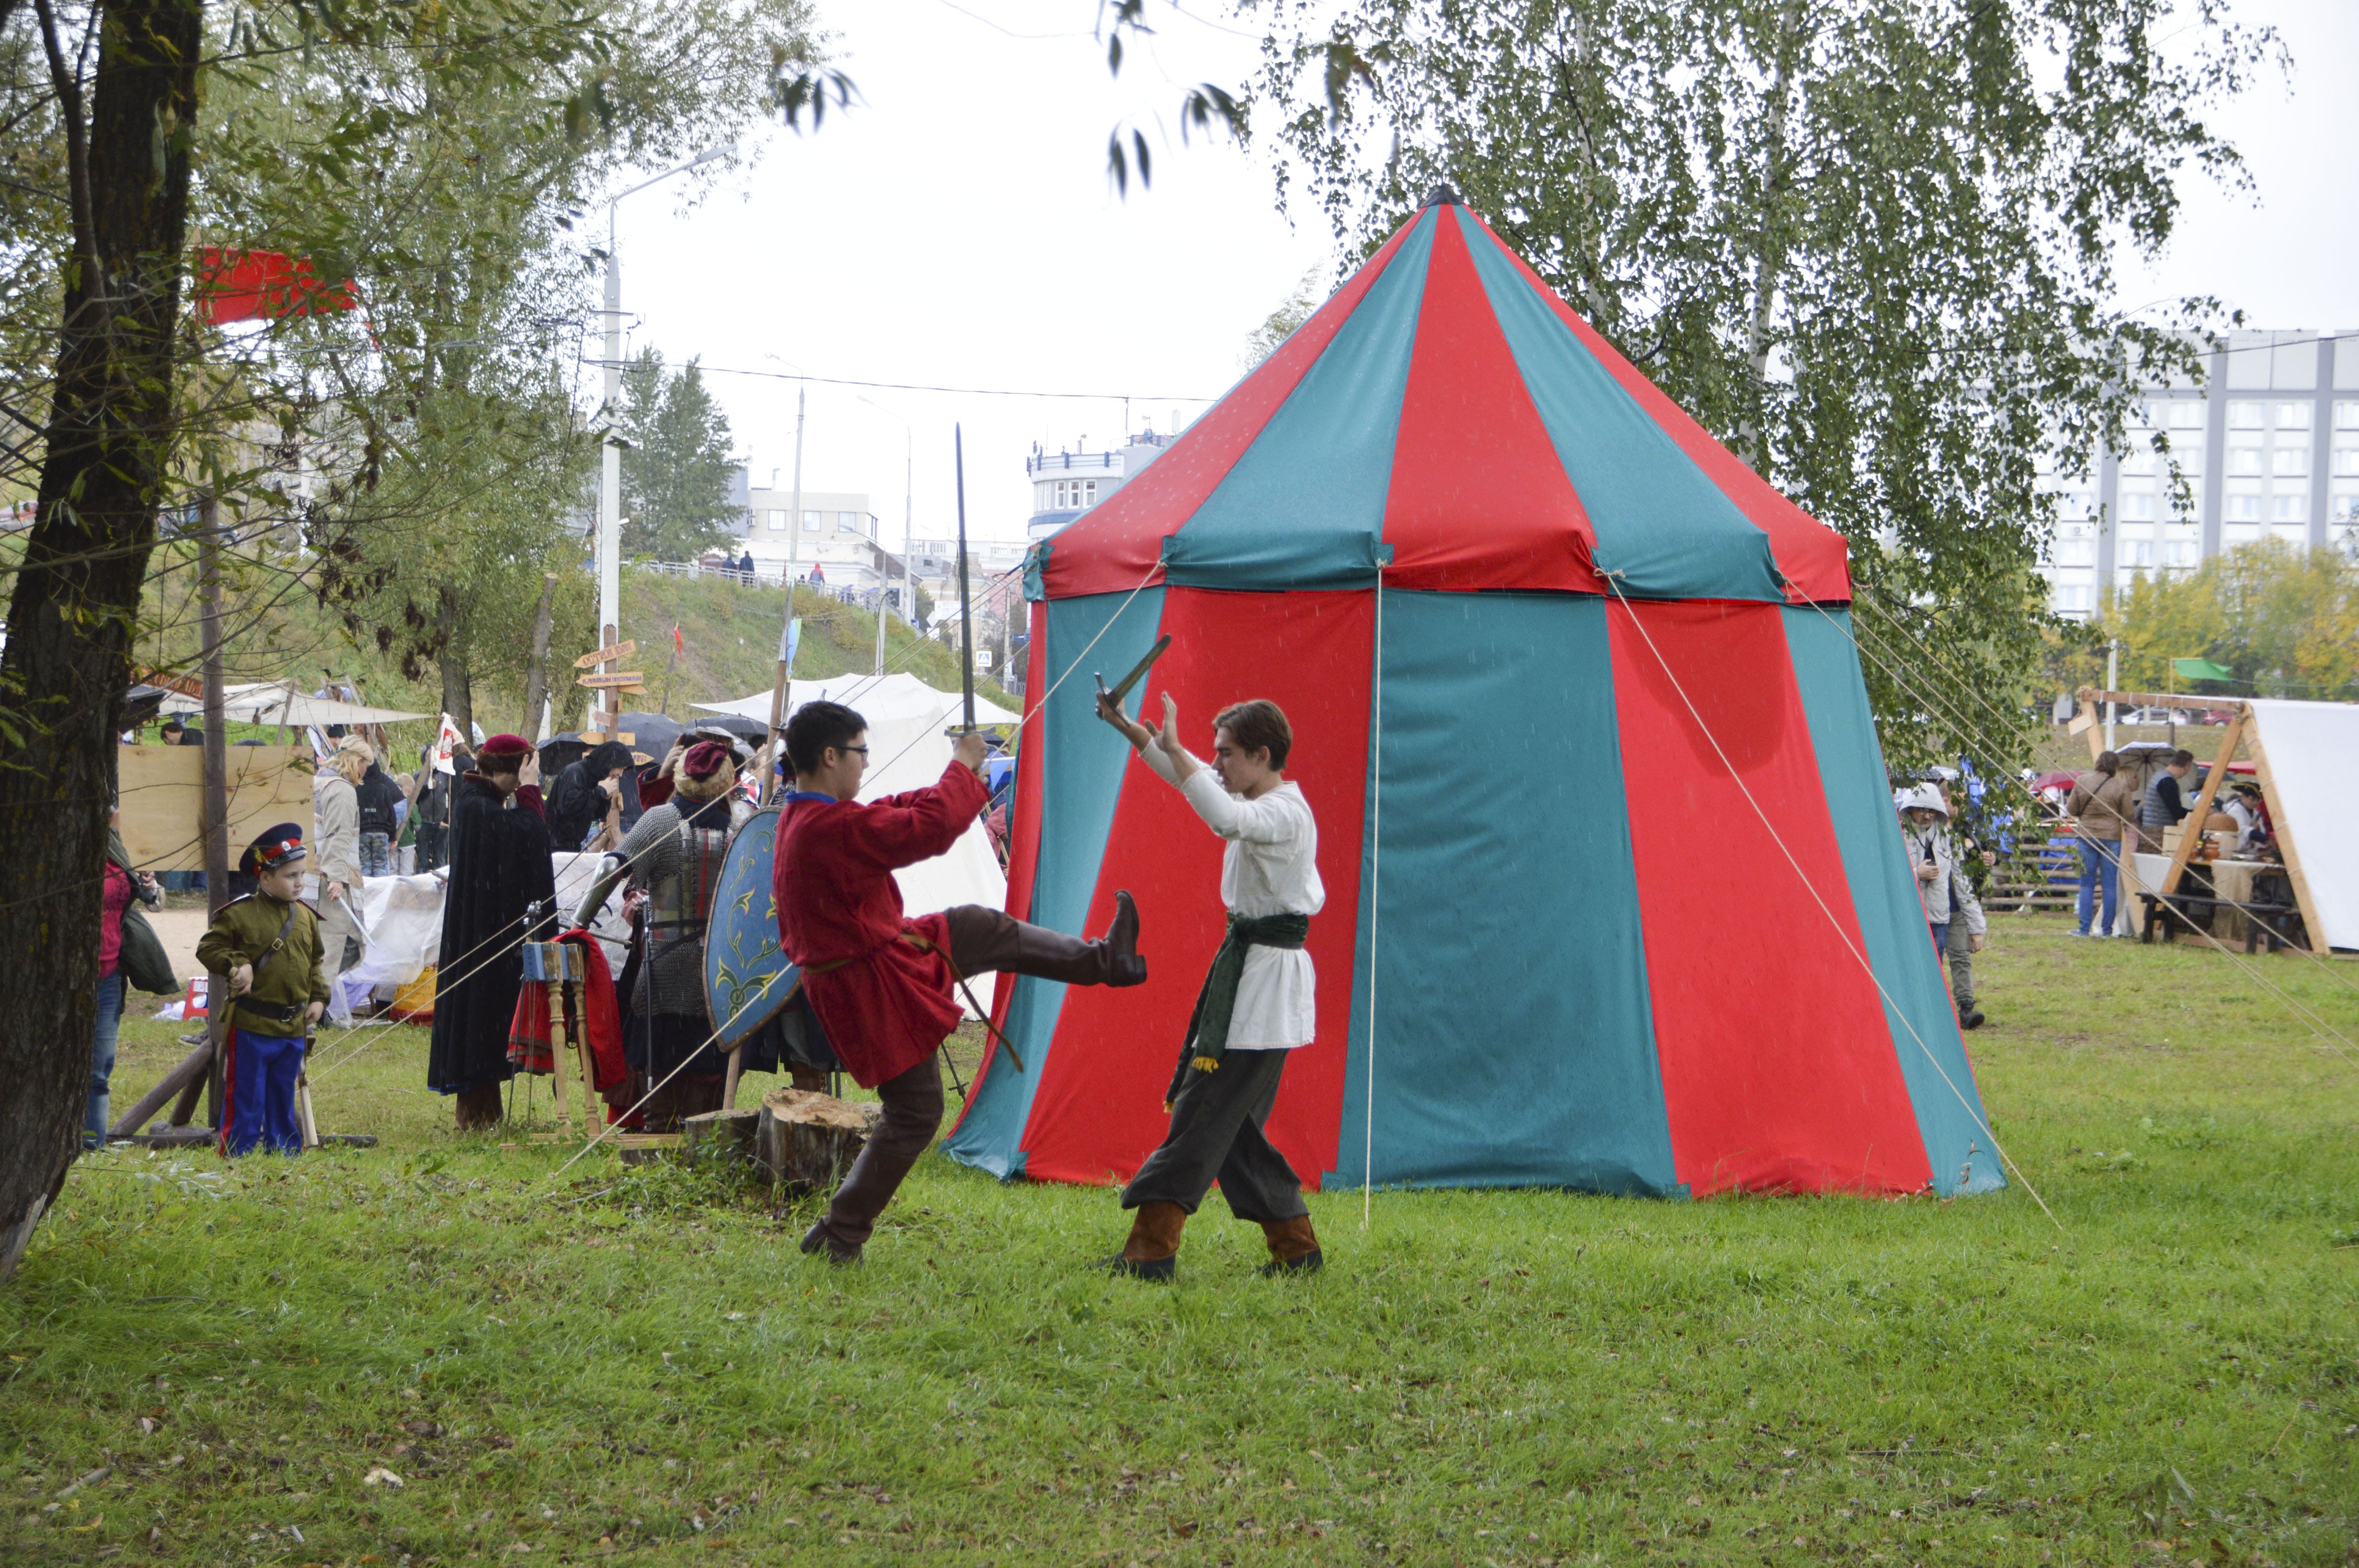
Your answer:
[2103,540,2359,700]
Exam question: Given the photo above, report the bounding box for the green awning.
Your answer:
[2173,656,2233,683]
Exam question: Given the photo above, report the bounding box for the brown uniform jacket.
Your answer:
[194,893,330,1037]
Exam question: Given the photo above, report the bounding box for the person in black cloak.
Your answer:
[544,740,633,852]
[426,733,557,1127]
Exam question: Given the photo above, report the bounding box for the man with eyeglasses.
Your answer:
[774,699,1148,1264]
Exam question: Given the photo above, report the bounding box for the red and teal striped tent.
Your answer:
[946,191,2002,1200]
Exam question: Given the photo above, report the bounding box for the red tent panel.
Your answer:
[1466,212,1852,604]
[1382,208,1601,593]
[1013,587,1375,1186]
[1607,599,1930,1193]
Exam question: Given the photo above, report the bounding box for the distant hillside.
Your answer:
[131,552,1018,764]
[617,571,1020,720]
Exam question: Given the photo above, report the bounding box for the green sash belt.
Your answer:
[1169,910,1311,1103]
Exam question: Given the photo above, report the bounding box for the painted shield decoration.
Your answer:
[703,806,799,1048]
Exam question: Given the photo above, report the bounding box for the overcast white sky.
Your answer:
[606,0,2355,545]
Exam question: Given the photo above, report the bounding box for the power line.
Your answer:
[696,363,1220,405]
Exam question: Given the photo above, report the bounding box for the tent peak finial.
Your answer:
[1423,183,1462,208]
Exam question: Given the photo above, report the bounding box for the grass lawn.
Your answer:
[5,913,2356,1566]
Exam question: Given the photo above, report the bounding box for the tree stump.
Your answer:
[757,1088,881,1196]
[682,1106,760,1167]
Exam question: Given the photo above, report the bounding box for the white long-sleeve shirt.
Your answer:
[1138,743,1323,1049]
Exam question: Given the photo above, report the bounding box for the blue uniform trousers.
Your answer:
[222,1028,305,1156]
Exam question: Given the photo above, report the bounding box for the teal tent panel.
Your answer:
[1161,211,1437,591]
[1327,590,1680,1194]
[1781,607,2004,1195]
[943,586,1166,1178]
[1454,209,1783,604]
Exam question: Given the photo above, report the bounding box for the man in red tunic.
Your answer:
[774,699,1145,1263]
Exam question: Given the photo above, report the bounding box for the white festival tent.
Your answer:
[2234,698,2359,951]
[694,672,1015,937]
[160,681,429,728]
[2124,697,2359,953]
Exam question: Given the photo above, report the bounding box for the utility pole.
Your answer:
[955,424,975,731]
[2105,639,2120,753]
[198,494,230,1129]
[598,214,622,742]
[787,388,805,589]
[877,429,907,677]
[594,146,729,742]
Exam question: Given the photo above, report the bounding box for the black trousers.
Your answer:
[1121,1048,1309,1223]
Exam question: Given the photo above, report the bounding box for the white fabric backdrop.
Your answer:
[2247,699,2359,951]
[699,673,1012,986]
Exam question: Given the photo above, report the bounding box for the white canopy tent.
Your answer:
[160,681,429,728]
[2243,698,2359,951]
[695,673,1014,930]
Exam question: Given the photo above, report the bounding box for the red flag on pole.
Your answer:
[194,249,358,325]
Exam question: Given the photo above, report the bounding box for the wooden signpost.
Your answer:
[577,639,642,743]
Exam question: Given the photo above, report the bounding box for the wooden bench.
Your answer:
[2137,892,2305,953]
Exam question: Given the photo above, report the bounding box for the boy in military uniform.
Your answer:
[196,823,330,1156]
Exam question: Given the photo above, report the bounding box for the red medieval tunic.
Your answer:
[772,761,991,1087]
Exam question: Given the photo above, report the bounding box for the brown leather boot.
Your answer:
[1259,1215,1323,1276]
[1014,890,1147,988]
[1105,1200,1185,1281]
[1100,890,1146,986]
[454,1084,504,1130]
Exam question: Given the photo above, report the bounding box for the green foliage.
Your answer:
[1253,0,2281,777]
[6,920,2356,1562]
[2103,539,2359,702]
[618,348,741,561]
[1241,267,1324,372]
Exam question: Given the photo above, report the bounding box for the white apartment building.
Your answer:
[727,471,900,595]
[2042,329,2359,617]
[1026,426,1179,541]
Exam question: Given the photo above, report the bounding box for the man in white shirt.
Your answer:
[1095,690,1324,1281]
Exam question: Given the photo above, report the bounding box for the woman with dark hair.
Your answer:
[88,806,167,1146]
[2066,749,2139,938]
[545,740,634,852]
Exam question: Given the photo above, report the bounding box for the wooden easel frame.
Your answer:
[2156,704,2247,900]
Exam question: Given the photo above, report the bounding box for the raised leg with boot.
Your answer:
[942,893,1145,989]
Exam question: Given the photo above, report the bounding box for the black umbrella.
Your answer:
[615,710,685,760]
[538,732,589,777]
[695,713,769,744]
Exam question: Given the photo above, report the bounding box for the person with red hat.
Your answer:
[195,824,330,1155]
[775,701,1147,1265]
[570,739,753,1127]
[426,733,556,1127]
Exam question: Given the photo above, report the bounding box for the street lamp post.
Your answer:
[594,145,729,735]
[856,395,915,678]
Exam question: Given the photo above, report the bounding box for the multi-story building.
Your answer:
[1025,426,1178,541]
[2041,329,2359,617]
[727,470,901,594]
